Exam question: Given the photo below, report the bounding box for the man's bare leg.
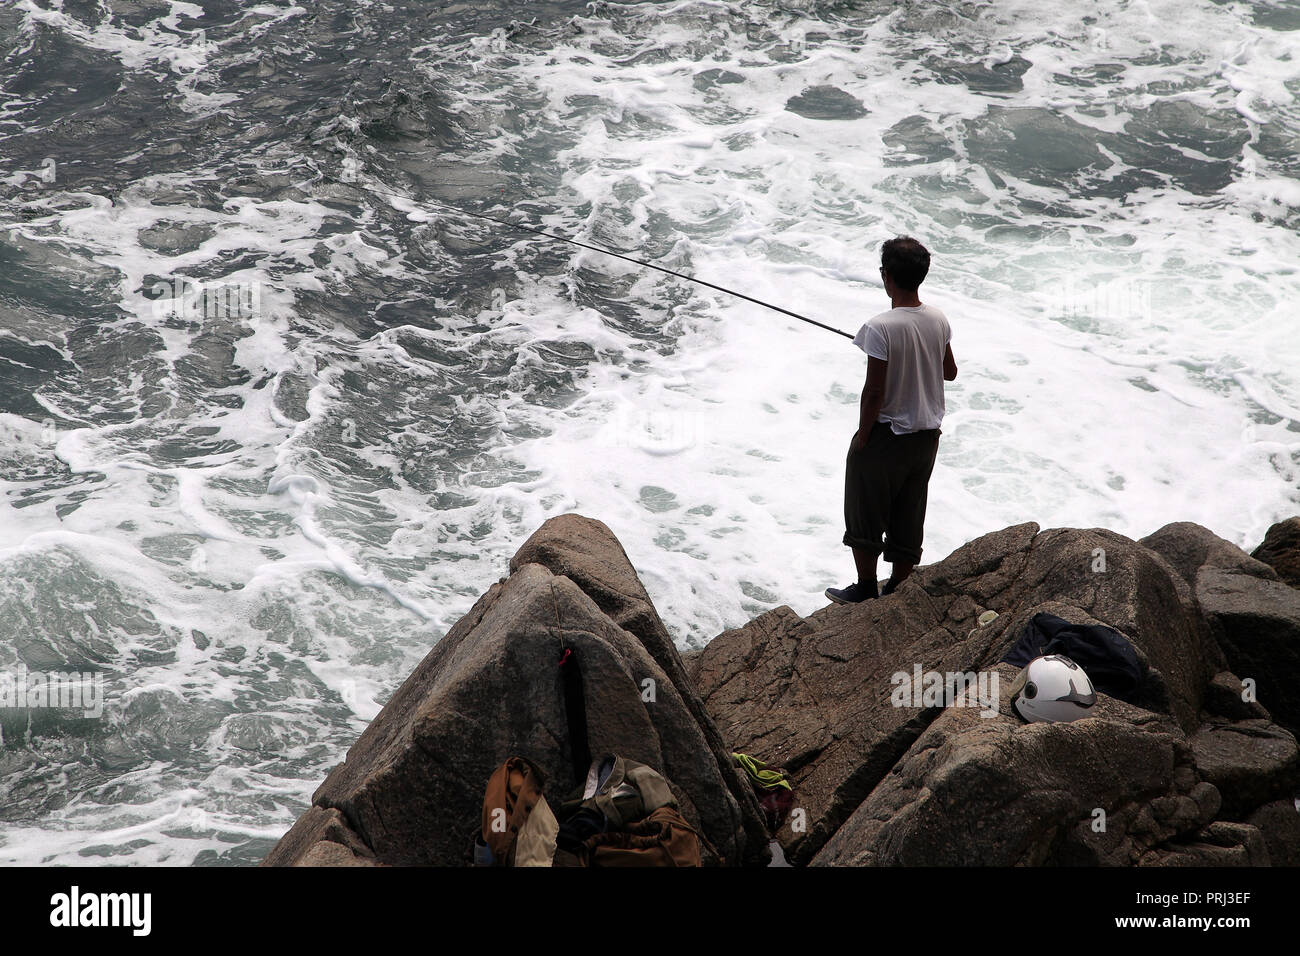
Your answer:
[883,560,916,594]
[852,547,880,597]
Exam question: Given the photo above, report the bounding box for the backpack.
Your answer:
[579,806,707,867]
[1001,613,1146,705]
[554,754,713,866]
[556,754,678,830]
[472,753,712,867]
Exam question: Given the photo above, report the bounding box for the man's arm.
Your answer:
[943,343,957,381]
[853,356,888,450]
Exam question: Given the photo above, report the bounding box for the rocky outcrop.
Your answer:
[689,521,1226,864]
[1252,517,1300,589]
[810,669,1229,866]
[264,515,767,867]
[1134,821,1270,866]
[293,841,380,867]
[1188,718,1299,819]
[1195,574,1300,737]
[1247,799,1300,866]
[1143,521,1300,736]
[1141,521,1279,587]
[1202,670,1271,722]
[508,514,769,859]
[265,514,1300,867]
[261,805,378,868]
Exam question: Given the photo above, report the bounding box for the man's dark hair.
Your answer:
[881,236,930,291]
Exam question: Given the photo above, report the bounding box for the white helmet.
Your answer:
[1009,654,1097,723]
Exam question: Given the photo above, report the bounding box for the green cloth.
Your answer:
[733,752,791,791]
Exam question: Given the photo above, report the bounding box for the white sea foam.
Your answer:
[1,0,1296,865]
[438,0,1300,636]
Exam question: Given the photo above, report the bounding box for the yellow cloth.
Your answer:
[733,752,791,791]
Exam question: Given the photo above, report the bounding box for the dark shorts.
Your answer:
[843,420,941,565]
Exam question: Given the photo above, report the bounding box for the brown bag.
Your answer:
[580,806,706,867]
[480,756,553,866]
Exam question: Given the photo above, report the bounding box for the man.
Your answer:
[826,236,957,605]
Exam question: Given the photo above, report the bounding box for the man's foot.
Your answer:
[882,578,900,596]
[825,581,879,605]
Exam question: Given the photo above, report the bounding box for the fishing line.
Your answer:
[319,173,854,340]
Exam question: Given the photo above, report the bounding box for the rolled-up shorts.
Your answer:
[843,420,941,565]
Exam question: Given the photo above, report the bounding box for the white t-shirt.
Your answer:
[852,303,951,434]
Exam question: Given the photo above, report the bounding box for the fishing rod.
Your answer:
[319,173,854,340]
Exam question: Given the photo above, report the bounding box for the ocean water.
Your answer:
[0,0,1296,865]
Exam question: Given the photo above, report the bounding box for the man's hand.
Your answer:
[850,429,867,454]
[857,356,888,446]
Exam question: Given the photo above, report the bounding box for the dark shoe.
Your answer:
[825,581,879,605]
[882,578,899,596]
